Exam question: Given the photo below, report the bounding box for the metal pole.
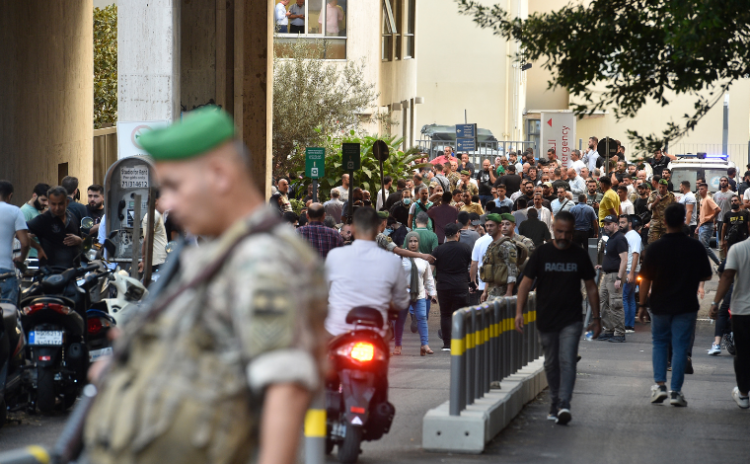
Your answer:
[579,138,583,151]
[347,169,354,220]
[304,394,326,464]
[723,93,730,158]
[130,194,141,279]
[142,188,156,287]
[312,179,318,203]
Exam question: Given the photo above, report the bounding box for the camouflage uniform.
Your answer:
[376,233,397,252]
[647,191,675,243]
[485,238,519,299]
[459,182,479,197]
[447,171,461,192]
[84,207,328,464]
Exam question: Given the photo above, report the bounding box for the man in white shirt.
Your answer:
[620,214,642,333]
[275,0,290,33]
[470,226,494,306]
[586,137,600,172]
[376,176,392,211]
[528,188,553,233]
[334,173,350,201]
[570,150,587,175]
[0,181,35,304]
[551,187,574,215]
[679,180,698,234]
[139,192,169,272]
[567,168,586,197]
[618,185,634,214]
[325,207,409,336]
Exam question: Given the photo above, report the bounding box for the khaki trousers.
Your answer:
[600,272,625,337]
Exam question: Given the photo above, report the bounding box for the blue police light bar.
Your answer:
[676,152,728,160]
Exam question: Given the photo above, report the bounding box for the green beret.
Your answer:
[485,213,503,224]
[139,106,236,161]
[658,179,669,186]
[460,170,470,176]
[377,211,389,220]
[500,213,516,224]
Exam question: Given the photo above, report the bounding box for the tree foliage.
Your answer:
[291,133,429,203]
[94,4,118,128]
[273,39,378,177]
[456,0,750,154]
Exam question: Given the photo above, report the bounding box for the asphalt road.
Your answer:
[2,274,747,463]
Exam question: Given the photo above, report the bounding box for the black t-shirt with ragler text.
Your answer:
[523,242,596,332]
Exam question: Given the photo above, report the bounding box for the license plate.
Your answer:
[29,331,64,345]
[89,347,113,362]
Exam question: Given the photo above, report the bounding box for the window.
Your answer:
[526,119,540,154]
[394,0,403,60]
[382,0,396,61]
[405,0,415,58]
[274,0,347,60]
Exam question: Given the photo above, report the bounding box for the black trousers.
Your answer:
[733,315,750,394]
[437,289,470,349]
[573,230,591,249]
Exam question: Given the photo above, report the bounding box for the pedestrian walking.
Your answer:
[393,231,436,356]
[619,214,642,333]
[515,211,600,425]
[696,182,722,265]
[432,223,472,351]
[479,214,518,302]
[570,195,598,249]
[639,203,712,407]
[597,215,628,343]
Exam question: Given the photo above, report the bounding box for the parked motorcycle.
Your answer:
[19,263,104,413]
[0,270,30,427]
[325,307,396,464]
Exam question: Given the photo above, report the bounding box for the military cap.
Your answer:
[485,213,503,224]
[460,170,471,176]
[139,106,236,161]
[377,211,389,220]
[658,179,669,186]
[500,213,516,224]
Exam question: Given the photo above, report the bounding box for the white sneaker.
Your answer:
[670,391,688,407]
[732,387,750,409]
[708,344,721,356]
[651,384,668,404]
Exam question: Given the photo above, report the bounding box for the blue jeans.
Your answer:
[539,321,583,410]
[479,195,494,209]
[698,224,720,265]
[623,281,637,328]
[0,268,19,305]
[651,311,697,392]
[395,298,429,346]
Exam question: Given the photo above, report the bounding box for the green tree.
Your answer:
[273,39,378,177]
[456,0,750,154]
[291,133,429,203]
[94,4,117,128]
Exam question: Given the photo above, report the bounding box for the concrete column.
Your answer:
[118,0,181,123]
[235,0,273,198]
[0,0,94,202]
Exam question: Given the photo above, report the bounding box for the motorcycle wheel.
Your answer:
[337,424,362,464]
[36,367,56,414]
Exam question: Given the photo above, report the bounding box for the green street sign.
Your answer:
[342,143,361,171]
[305,147,325,179]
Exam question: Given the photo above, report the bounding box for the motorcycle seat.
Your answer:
[345,306,384,328]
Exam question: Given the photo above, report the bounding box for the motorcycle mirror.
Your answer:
[109,230,118,239]
[81,216,95,229]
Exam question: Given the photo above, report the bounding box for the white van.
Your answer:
[667,155,736,201]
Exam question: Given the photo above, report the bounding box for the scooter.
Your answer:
[0,270,30,428]
[325,307,396,464]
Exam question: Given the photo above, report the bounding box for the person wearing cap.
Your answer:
[499,213,534,273]
[480,213,519,303]
[432,222,473,351]
[596,214,629,343]
[84,107,329,464]
[457,170,479,198]
[647,178,676,243]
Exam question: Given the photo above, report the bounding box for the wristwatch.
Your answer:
[711,302,719,307]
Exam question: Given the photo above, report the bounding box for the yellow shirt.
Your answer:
[598,189,620,226]
[461,203,484,216]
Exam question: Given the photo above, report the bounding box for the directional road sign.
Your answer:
[457,137,476,152]
[305,147,325,179]
[456,124,477,138]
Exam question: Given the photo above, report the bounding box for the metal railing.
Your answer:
[415,140,537,167]
[449,293,540,416]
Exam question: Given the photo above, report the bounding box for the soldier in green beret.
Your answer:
[84,107,329,464]
[499,212,534,274]
[480,213,519,301]
[458,170,479,198]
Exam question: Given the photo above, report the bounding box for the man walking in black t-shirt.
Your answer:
[516,211,600,425]
[639,203,712,407]
[721,194,750,254]
[597,215,629,343]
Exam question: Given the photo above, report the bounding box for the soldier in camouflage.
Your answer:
[84,107,328,464]
[647,178,675,243]
[481,213,519,301]
[499,212,534,274]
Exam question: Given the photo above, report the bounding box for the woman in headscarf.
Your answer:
[393,231,436,355]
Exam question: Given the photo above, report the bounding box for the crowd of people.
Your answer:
[273,137,750,421]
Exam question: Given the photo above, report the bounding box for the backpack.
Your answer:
[510,236,531,273]
[480,237,518,285]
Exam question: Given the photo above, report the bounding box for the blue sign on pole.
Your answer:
[457,138,476,152]
[456,124,477,138]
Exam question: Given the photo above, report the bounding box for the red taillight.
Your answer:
[349,342,374,362]
[38,355,51,361]
[88,318,103,334]
[23,303,71,316]
[350,406,365,414]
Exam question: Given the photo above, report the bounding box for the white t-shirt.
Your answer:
[725,240,750,315]
[621,199,634,215]
[142,210,169,266]
[624,229,642,274]
[679,191,698,226]
[571,160,586,175]
[0,202,27,271]
[471,234,494,291]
